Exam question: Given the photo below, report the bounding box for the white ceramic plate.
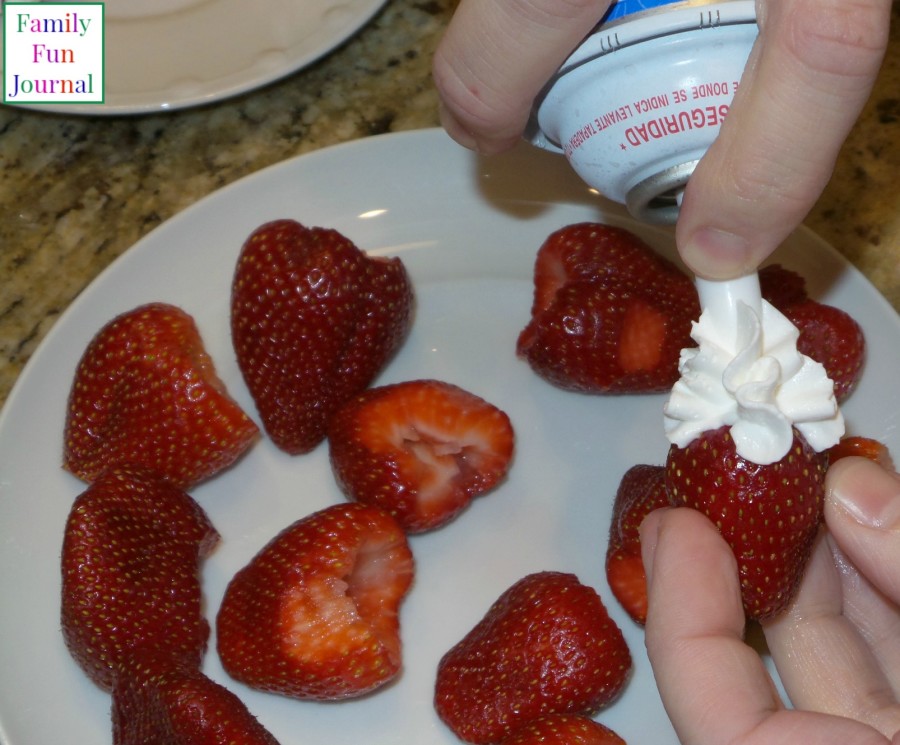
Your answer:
[1,129,899,745]
[0,0,387,114]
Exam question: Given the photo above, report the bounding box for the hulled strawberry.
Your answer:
[434,571,631,745]
[231,219,413,454]
[606,465,669,625]
[216,502,414,700]
[63,302,258,489]
[665,426,827,621]
[500,714,626,745]
[517,223,699,393]
[328,379,515,533]
[112,652,280,745]
[61,465,219,691]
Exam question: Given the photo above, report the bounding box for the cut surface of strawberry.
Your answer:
[666,426,827,621]
[231,219,413,454]
[606,464,669,625]
[328,379,515,533]
[216,502,414,700]
[112,653,280,745]
[60,465,219,691]
[434,571,631,745]
[63,302,258,489]
[518,223,699,393]
[500,714,627,745]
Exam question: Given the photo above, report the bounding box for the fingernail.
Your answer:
[681,227,753,279]
[831,460,900,529]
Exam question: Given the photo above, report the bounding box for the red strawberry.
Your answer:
[827,435,894,469]
[231,219,413,454]
[517,223,699,392]
[757,263,865,402]
[605,465,669,625]
[63,302,258,489]
[500,714,626,745]
[328,379,515,533]
[434,571,631,745]
[758,263,808,311]
[112,652,280,745]
[782,299,866,402]
[665,426,827,621]
[216,502,414,700]
[61,465,219,691]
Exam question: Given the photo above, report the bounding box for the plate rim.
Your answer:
[0,0,389,115]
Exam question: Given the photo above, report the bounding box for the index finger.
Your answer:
[432,0,613,154]
[641,507,781,744]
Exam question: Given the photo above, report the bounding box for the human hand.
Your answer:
[640,456,900,745]
[432,0,891,279]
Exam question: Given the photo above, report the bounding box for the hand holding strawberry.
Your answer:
[643,458,900,744]
[666,425,826,621]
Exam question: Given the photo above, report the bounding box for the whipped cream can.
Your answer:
[528,0,758,224]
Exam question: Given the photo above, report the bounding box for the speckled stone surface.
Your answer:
[1,0,898,411]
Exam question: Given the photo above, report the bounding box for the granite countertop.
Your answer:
[1,0,898,413]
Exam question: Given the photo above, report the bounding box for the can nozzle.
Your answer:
[625,159,695,225]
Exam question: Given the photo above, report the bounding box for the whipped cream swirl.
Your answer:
[664,274,844,465]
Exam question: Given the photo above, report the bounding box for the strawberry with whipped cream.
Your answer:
[663,272,842,620]
[665,273,844,464]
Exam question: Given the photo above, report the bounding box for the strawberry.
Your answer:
[60,464,219,691]
[63,302,258,489]
[231,219,413,454]
[665,426,827,621]
[517,223,699,392]
[827,435,895,469]
[758,263,865,402]
[500,714,626,745]
[112,652,280,745]
[434,571,631,745]
[783,300,866,402]
[758,263,808,311]
[605,465,669,625]
[216,502,414,700]
[328,379,515,533]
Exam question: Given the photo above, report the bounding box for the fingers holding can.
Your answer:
[676,0,892,280]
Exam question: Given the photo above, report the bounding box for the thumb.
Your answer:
[675,0,890,279]
[825,456,900,603]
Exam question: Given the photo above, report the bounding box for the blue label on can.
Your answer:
[602,0,689,23]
